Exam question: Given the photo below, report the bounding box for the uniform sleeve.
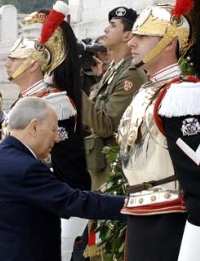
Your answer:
[22,161,125,220]
[82,68,146,138]
[161,116,200,225]
[159,81,200,261]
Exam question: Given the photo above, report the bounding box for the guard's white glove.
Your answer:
[178,221,200,261]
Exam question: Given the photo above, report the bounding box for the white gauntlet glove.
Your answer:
[178,221,200,261]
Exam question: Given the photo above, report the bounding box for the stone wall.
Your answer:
[0,4,27,84]
[0,0,175,81]
[69,0,174,39]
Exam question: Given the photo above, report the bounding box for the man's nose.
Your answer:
[4,59,10,67]
[127,37,136,48]
[104,26,109,33]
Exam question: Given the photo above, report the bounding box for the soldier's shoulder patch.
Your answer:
[124,80,133,91]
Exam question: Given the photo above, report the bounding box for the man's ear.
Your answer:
[29,119,38,135]
[166,38,178,51]
[123,31,133,42]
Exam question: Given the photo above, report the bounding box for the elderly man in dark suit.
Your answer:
[0,97,125,261]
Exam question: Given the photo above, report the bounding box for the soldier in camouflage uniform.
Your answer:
[82,6,147,191]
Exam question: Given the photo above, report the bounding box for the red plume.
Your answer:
[40,10,64,44]
[39,1,70,44]
[171,0,194,18]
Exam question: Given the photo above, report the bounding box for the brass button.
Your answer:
[150,196,156,202]
[138,198,144,204]
[164,192,171,199]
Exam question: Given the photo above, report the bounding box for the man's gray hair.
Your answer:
[8,97,51,130]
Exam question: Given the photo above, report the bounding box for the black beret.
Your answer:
[108,6,137,26]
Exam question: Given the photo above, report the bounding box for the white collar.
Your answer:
[21,80,47,97]
[150,63,182,82]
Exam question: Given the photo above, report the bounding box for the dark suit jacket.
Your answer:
[0,136,125,261]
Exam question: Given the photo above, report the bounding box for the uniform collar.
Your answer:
[108,58,125,70]
[20,80,47,97]
[149,63,181,83]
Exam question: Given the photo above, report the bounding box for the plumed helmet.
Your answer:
[8,0,69,80]
[8,37,51,76]
[132,1,195,65]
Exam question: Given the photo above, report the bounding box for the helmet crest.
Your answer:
[8,1,70,80]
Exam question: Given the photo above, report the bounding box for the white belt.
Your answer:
[125,188,180,208]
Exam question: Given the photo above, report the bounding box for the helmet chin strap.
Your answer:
[135,61,144,68]
[9,51,44,81]
[135,24,177,68]
[9,59,35,81]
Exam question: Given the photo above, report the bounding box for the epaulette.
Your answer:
[43,91,77,120]
[159,77,200,117]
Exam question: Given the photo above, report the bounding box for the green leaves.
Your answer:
[96,145,127,261]
[179,48,195,76]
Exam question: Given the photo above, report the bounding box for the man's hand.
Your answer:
[91,56,104,77]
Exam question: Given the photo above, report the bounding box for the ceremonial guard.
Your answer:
[117,1,200,260]
[5,1,91,190]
